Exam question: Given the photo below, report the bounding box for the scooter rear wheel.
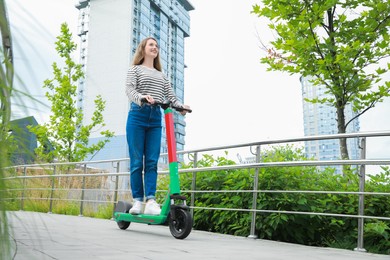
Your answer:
[169,208,193,239]
[114,201,131,230]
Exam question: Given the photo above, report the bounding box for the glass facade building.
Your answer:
[75,0,194,170]
[300,76,360,174]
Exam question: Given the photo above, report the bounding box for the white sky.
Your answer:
[6,0,390,167]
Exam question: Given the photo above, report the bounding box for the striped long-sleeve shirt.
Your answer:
[125,65,182,108]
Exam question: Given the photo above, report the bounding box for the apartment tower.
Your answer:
[300,76,360,174]
[75,0,194,169]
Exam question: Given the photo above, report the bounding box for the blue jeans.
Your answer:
[126,103,162,201]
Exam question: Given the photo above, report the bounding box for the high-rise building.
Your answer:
[75,0,194,169]
[300,76,360,174]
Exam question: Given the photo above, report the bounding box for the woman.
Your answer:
[125,37,190,215]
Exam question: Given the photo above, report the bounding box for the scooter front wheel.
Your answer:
[117,220,130,230]
[169,208,193,239]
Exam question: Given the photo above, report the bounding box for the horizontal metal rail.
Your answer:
[191,206,390,221]
[3,197,116,204]
[4,159,390,181]
[5,130,390,169]
[180,130,390,155]
[3,187,390,197]
[182,189,390,196]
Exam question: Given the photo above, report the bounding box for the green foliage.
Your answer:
[179,153,250,234]
[252,1,390,160]
[13,199,114,220]
[0,141,11,260]
[86,204,114,220]
[28,23,114,163]
[172,146,390,254]
[1,174,22,212]
[24,200,50,213]
[52,202,80,216]
[364,221,390,254]
[0,1,13,258]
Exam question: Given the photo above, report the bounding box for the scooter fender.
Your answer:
[170,204,190,220]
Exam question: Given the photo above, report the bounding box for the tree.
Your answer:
[252,0,390,160]
[29,23,114,162]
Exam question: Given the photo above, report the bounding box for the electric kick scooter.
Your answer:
[113,101,193,239]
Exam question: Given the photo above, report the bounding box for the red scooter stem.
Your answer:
[164,108,177,163]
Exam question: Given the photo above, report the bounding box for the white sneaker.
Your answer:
[129,200,142,215]
[144,199,161,215]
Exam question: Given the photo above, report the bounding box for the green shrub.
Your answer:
[52,202,79,216]
[172,146,390,255]
[364,221,390,254]
[86,204,114,219]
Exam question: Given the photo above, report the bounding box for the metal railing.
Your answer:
[2,130,390,252]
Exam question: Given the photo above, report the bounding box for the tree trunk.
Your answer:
[336,106,349,160]
[328,8,350,165]
[336,105,351,174]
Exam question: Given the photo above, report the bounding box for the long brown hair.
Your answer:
[132,37,162,71]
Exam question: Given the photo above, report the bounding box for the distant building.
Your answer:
[300,76,360,174]
[9,116,38,165]
[74,0,194,171]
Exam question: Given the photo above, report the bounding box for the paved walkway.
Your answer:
[5,211,389,260]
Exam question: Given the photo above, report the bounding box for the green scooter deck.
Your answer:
[114,212,168,225]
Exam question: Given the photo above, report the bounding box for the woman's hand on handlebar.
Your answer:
[141,96,191,114]
[142,95,155,104]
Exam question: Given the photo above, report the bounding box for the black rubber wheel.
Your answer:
[169,208,193,239]
[114,201,132,230]
[117,220,130,230]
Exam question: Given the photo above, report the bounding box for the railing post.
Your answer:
[20,166,27,210]
[190,152,198,217]
[79,164,87,216]
[48,165,56,214]
[355,137,367,252]
[249,145,261,239]
[113,161,120,218]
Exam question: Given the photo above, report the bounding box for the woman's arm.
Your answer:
[125,66,143,105]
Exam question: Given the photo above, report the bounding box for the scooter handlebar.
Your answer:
[140,98,192,113]
[172,105,192,113]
